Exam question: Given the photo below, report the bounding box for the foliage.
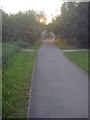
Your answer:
[2,42,21,66]
[15,41,31,47]
[2,40,42,118]
[24,40,42,49]
[64,51,88,73]
[2,10,46,44]
[48,2,88,48]
[2,51,36,118]
[2,40,42,67]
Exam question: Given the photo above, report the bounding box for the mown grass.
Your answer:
[2,52,36,118]
[64,51,88,73]
[55,40,77,49]
[2,40,42,118]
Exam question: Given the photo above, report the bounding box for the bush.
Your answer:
[48,2,88,48]
[2,42,21,66]
[15,41,31,47]
[2,10,42,43]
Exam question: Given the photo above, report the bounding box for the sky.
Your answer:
[0,0,64,23]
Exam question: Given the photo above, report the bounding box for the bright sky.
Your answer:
[0,0,64,23]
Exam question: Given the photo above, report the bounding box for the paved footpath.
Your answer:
[29,40,88,118]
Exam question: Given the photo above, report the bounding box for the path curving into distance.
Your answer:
[28,39,88,118]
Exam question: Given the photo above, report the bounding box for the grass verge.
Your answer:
[64,51,88,73]
[55,40,77,49]
[24,40,42,49]
[2,40,42,118]
[2,51,36,118]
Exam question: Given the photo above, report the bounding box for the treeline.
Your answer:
[48,2,88,48]
[2,10,46,44]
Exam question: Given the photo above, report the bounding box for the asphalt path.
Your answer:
[29,39,88,118]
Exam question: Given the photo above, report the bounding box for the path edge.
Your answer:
[27,53,37,119]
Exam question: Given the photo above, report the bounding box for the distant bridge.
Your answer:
[41,31,55,40]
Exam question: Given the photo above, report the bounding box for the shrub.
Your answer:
[15,41,31,47]
[2,42,21,66]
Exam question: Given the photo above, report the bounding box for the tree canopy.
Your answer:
[2,10,46,44]
[2,2,88,48]
[47,2,88,48]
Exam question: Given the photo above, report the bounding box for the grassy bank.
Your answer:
[2,40,42,118]
[64,51,88,73]
[55,40,77,49]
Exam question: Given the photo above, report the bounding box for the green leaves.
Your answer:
[2,43,21,66]
[48,2,88,48]
[2,10,46,44]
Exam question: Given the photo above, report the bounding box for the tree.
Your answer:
[48,2,88,48]
[2,10,47,44]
